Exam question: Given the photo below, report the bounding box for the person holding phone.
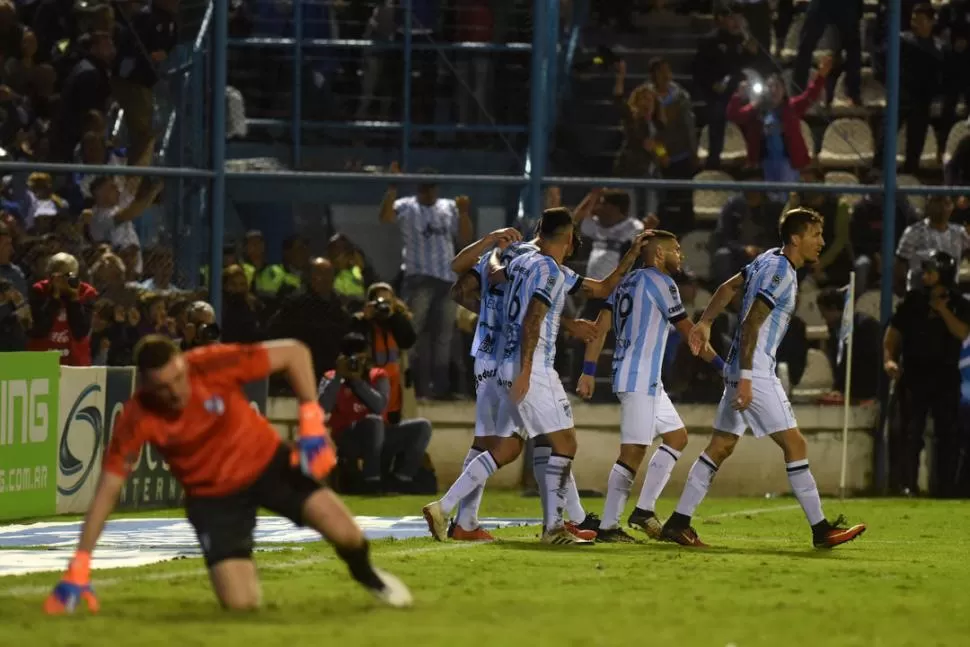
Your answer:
[27,252,98,365]
[0,277,29,351]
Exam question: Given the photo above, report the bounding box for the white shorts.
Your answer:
[714,375,798,438]
[617,389,685,445]
[513,366,574,438]
[473,358,501,437]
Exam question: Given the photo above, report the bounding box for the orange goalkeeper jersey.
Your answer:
[102,343,282,497]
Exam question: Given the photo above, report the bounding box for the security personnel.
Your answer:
[884,250,970,497]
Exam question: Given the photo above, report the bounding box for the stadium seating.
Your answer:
[818,118,875,169]
[691,170,736,223]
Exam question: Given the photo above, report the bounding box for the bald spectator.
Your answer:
[267,256,350,381]
[221,263,263,343]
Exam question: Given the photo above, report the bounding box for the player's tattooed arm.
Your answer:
[739,297,772,371]
[450,271,482,313]
[451,228,522,274]
[699,272,745,325]
[519,296,550,372]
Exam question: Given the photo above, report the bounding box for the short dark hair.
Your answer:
[778,207,823,245]
[537,207,574,239]
[601,190,630,214]
[912,3,935,19]
[648,57,669,77]
[648,229,677,241]
[134,335,180,373]
[816,287,844,312]
[340,332,369,356]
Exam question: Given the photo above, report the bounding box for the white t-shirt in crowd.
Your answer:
[580,216,644,280]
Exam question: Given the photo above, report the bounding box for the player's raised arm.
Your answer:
[451,227,522,274]
[576,307,613,399]
[579,230,653,298]
[687,271,745,356]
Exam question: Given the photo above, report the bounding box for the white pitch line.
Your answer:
[2,542,479,598]
[703,504,802,519]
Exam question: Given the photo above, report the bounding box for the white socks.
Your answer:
[543,454,574,532]
[456,447,485,531]
[636,445,681,512]
[440,451,498,514]
[787,459,825,525]
[673,452,718,518]
[601,461,635,529]
[534,445,585,526]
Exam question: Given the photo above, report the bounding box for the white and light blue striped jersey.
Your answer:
[395,196,459,282]
[606,267,687,394]
[725,248,799,378]
[468,241,540,360]
[499,252,576,370]
[960,337,970,404]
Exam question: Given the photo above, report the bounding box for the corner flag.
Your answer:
[836,278,855,366]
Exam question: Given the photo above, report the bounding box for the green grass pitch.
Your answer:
[2,494,969,646]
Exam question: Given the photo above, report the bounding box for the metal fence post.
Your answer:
[402,0,414,170]
[209,0,229,320]
[293,0,303,168]
[527,0,549,222]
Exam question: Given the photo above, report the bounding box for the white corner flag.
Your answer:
[838,272,856,500]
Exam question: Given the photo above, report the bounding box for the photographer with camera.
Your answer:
[352,282,417,424]
[181,300,221,350]
[320,333,432,495]
[27,252,98,365]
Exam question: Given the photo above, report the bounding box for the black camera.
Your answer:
[372,297,392,318]
[346,356,361,374]
[66,274,79,289]
[196,322,221,345]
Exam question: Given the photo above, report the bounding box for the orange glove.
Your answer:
[44,551,100,614]
[290,401,337,480]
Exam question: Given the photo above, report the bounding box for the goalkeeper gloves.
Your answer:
[290,401,337,480]
[44,551,99,615]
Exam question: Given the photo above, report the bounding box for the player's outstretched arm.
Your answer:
[688,272,744,356]
[577,309,612,399]
[262,340,337,480]
[674,318,725,374]
[44,471,125,614]
[450,271,482,313]
[580,232,651,298]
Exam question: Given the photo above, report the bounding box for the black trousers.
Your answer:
[792,0,861,102]
[892,372,961,497]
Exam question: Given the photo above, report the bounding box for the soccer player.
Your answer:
[576,231,726,542]
[44,337,413,614]
[667,208,866,548]
[425,208,646,544]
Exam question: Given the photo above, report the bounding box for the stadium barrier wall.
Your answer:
[265,399,879,496]
[0,353,269,521]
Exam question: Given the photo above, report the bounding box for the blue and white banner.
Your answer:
[56,368,108,514]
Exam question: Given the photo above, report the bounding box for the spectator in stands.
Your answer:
[379,162,473,400]
[792,0,862,106]
[710,169,784,285]
[728,57,832,192]
[817,287,881,400]
[320,333,432,494]
[138,246,185,293]
[648,56,697,225]
[938,0,970,132]
[0,276,28,351]
[89,251,126,297]
[27,251,97,365]
[896,195,970,292]
[851,170,916,290]
[944,129,970,225]
[0,221,27,296]
[25,172,66,233]
[899,4,944,174]
[221,263,263,343]
[0,1,24,61]
[2,27,38,94]
[112,0,178,166]
[352,282,417,426]
[53,31,115,162]
[328,232,368,309]
[96,297,143,365]
[777,306,808,388]
[267,256,349,382]
[613,60,666,220]
[88,175,164,275]
[255,234,308,303]
[692,5,749,169]
[453,0,493,128]
[241,229,267,287]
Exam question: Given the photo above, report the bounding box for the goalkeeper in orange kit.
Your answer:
[44,335,413,614]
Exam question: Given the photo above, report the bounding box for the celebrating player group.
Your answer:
[425,202,866,549]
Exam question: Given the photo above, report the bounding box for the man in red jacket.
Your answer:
[320,333,432,494]
[727,55,833,196]
[27,252,98,365]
